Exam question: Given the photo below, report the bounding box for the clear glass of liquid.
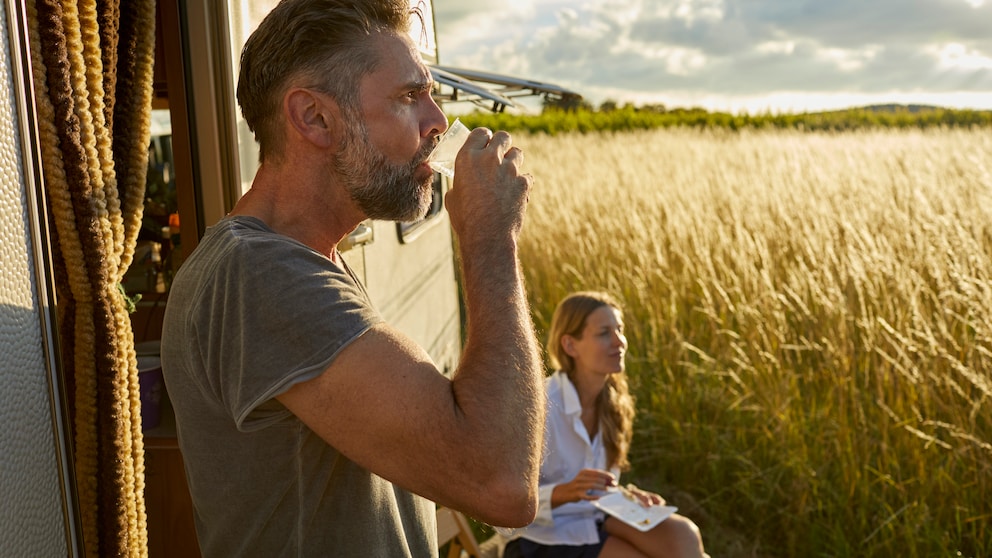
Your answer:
[428,118,471,178]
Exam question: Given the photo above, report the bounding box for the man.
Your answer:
[159,0,544,556]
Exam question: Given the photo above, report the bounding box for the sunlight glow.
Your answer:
[929,43,992,71]
[815,45,882,72]
[756,40,796,55]
[617,39,708,75]
[673,0,726,26]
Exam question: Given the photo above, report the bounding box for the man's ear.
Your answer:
[284,88,340,149]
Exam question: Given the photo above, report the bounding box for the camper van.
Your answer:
[0,0,576,555]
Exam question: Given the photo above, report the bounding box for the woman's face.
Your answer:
[565,305,627,378]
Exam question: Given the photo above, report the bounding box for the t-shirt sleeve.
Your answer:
[191,232,381,431]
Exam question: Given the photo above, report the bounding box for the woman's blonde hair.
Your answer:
[547,291,636,471]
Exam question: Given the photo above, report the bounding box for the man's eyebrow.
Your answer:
[405,77,434,92]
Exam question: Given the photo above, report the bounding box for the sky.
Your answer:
[431,0,992,114]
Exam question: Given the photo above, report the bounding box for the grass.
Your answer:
[510,127,992,557]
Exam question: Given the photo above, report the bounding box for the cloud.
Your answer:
[431,0,992,110]
[740,0,992,48]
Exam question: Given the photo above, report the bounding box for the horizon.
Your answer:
[433,0,992,116]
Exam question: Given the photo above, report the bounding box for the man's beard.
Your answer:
[335,120,436,222]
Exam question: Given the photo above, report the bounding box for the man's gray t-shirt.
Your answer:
[160,216,436,557]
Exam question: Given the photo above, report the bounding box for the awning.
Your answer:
[430,65,582,113]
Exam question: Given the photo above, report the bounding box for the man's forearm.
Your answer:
[452,240,544,503]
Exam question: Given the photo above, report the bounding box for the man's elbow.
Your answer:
[478,479,539,528]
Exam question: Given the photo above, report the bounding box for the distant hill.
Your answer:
[814,104,945,115]
[856,104,943,114]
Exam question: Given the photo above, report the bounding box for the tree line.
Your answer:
[456,98,992,134]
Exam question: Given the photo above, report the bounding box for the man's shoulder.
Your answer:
[186,216,325,274]
[202,216,281,251]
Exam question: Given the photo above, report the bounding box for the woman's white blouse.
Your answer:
[505,370,620,546]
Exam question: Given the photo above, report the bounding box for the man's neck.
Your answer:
[230,162,364,259]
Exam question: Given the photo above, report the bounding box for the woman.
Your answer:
[503,291,707,558]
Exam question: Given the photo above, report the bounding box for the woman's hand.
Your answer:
[550,469,617,508]
[622,483,665,508]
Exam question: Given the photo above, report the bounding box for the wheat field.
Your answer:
[511,127,992,557]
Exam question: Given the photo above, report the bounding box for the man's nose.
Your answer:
[423,95,448,138]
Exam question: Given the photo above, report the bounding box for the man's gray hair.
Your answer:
[237,0,412,162]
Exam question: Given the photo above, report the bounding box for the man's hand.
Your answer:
[444,127,533,250]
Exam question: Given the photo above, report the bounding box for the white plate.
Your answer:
[592,490,678,532]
